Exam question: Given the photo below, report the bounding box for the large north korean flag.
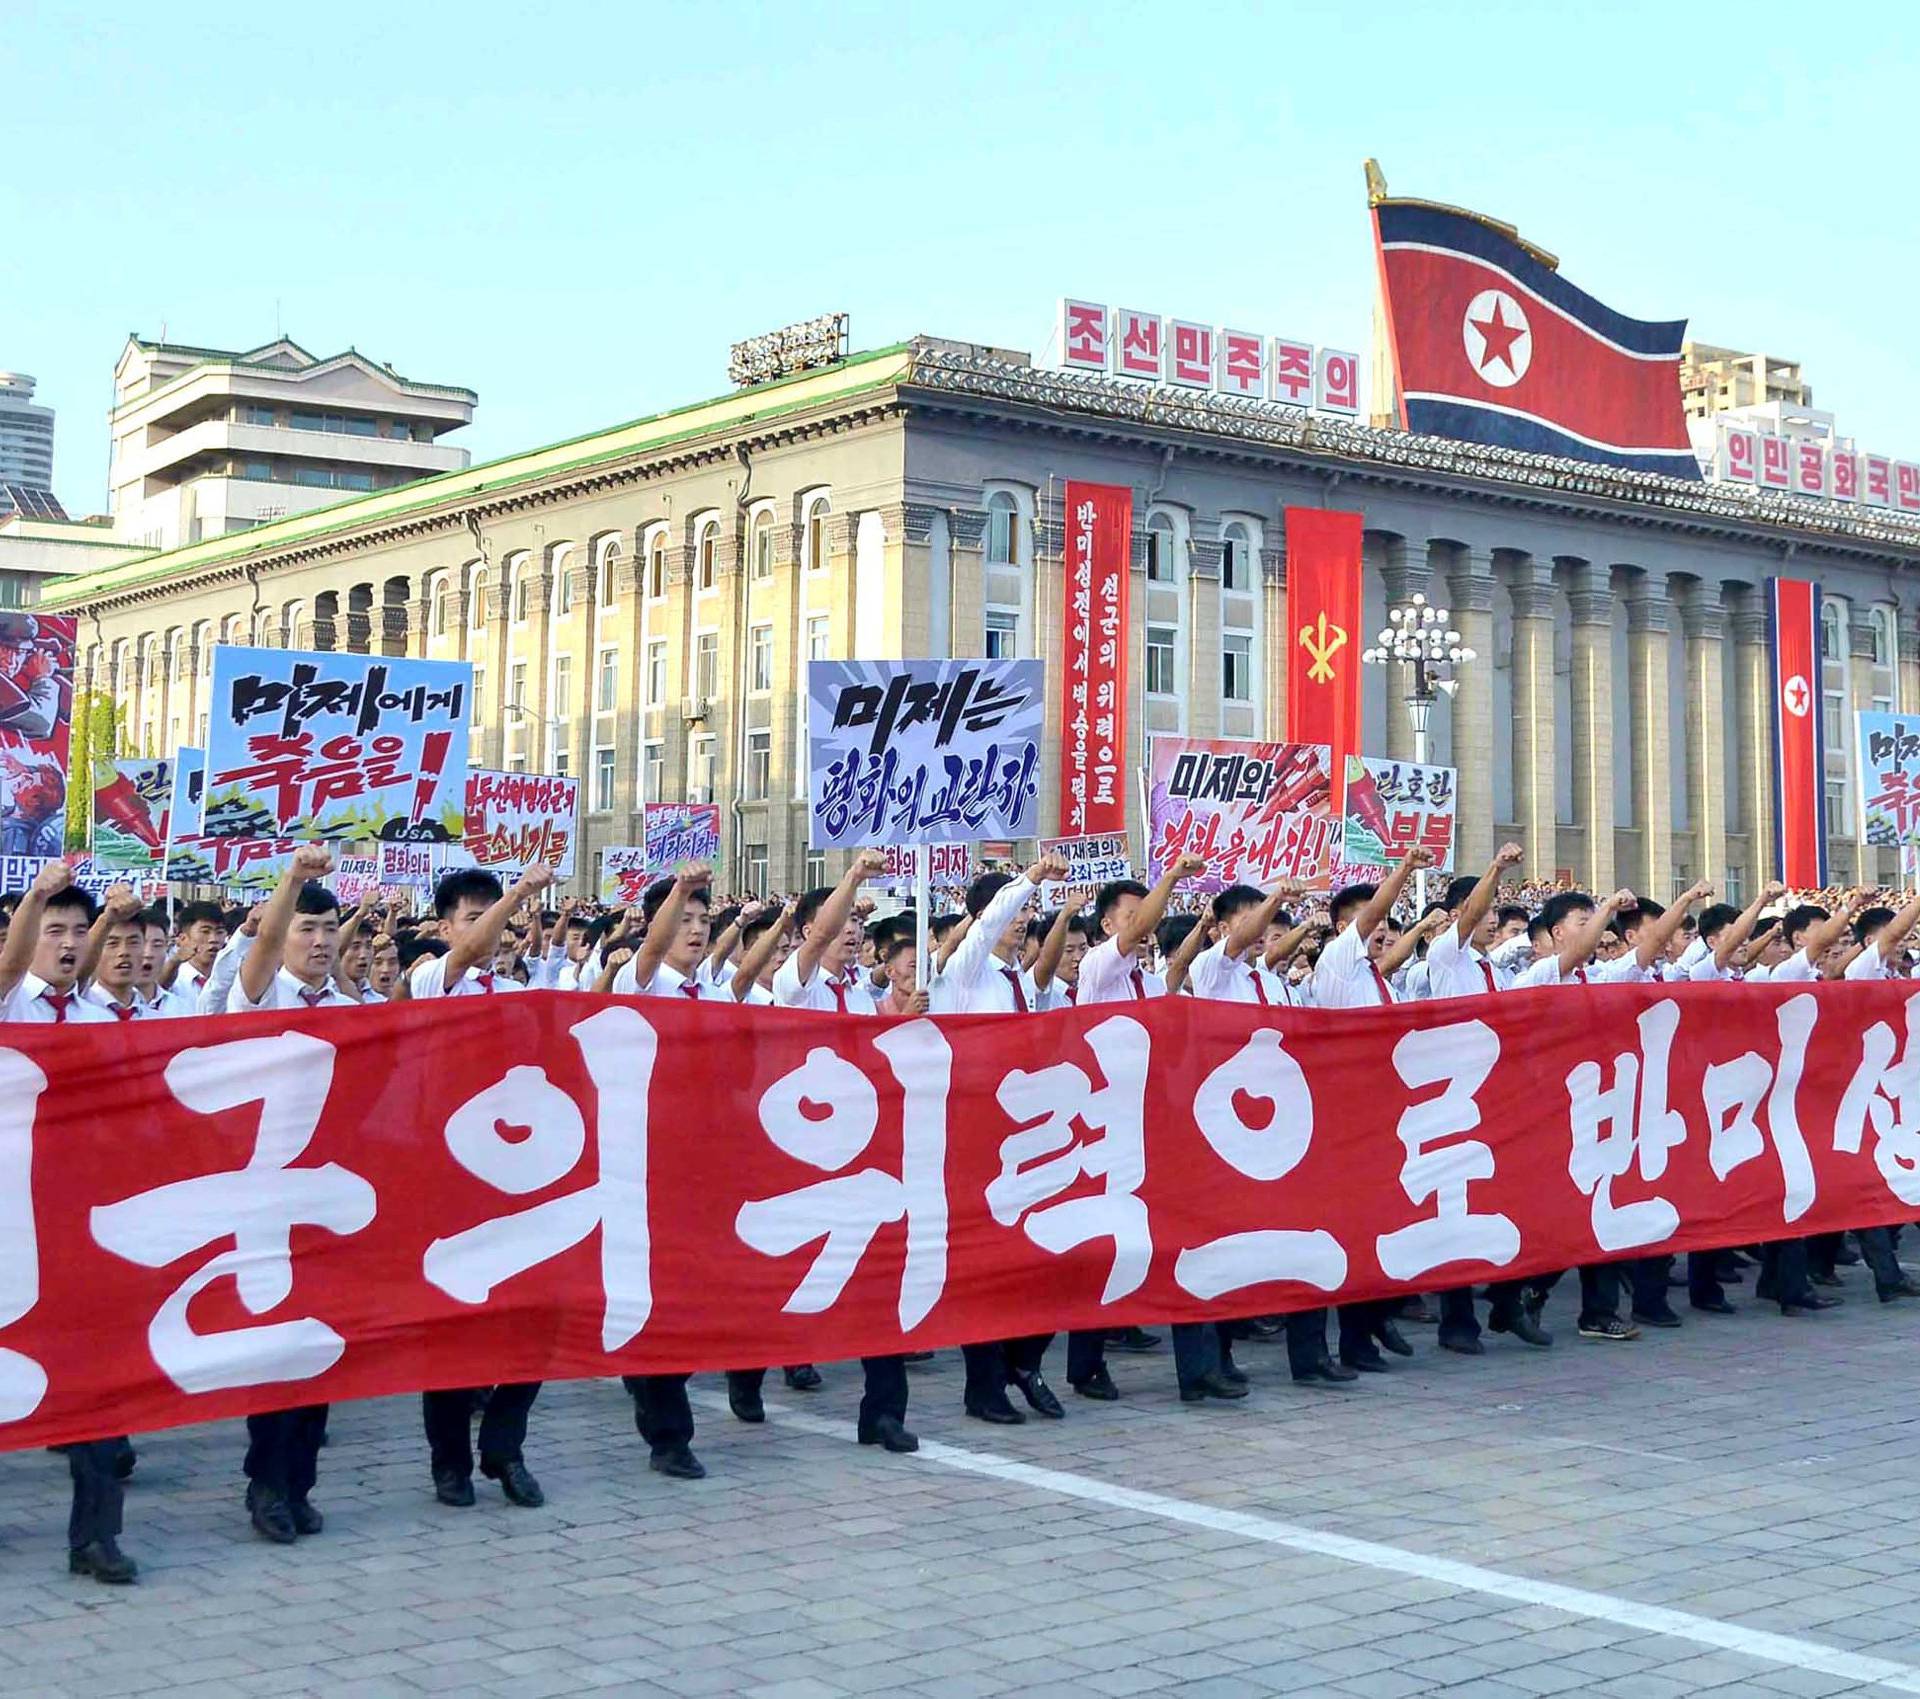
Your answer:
[1374,201,1699,478]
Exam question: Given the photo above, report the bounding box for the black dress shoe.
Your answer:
[433,1466,475,1507]
[1811,1271,1845,1288]
[1882,1279,1920,1302]
[1396,1297,1438,1324]
[1375,1321,1415,1357]
[1293,1362,1359,1386]
[1438,1337,1484,1356]
[1179,1371,1249,1401]
[1010,1369,1065,1419]
[964,1394,1025,1424]
[1107,1326,1162,1352]
[1631,1309,1683,1329]
[111,1438,137,1481]
[1835,1243,1863,1266]
[1071,1368,1120,1401]
[902,1351,937,1364]
[650,1445,707,1479]
[858,1415,919,1453]
[249,1485,299,1543]
[1782,1294,1843,1314]
[729,1385,766,1423]
[289,1498,323,1536]
[1217,1358,1249,1385]
[1342,1354,1390,1373]
[1491,1311,1554,1347]
[69,1538,137,1583]
[1690,1297,1737,1316]
[784,1364,823,1390]
[487,1459,544,1508]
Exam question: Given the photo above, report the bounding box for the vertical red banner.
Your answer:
[1284,507,1365,806]
[1769,575,1828,887]
[1060,481,1133,836]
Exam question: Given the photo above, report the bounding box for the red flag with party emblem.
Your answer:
[1285,508,1363,809]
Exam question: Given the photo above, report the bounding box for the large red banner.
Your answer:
[1284,507,1364,809]
[2,983,1918,1450]
[1770,576,1828,888]
[1060,481,1132,837]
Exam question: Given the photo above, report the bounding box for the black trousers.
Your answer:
[960,1334,1052,1402]
[1285,1308,1331,1376]
[1628,1255,1678,1319]
[66,1439,125,1550]
[622,1374,692,1455]
[1759,1239,1814,1307]
[1336,1300,1391,1364]
[1437,1278,1534,1346]
[1065,1329,1107,1386]
[1686,1251,1727,1308]
[244,1405,327,1501]
[422,1382,540,1476]
[857,1355,909,1431]
[1855,1225,1904,1295]
[1577,1263,1622,1326]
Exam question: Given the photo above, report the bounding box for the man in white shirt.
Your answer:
[770,852,920,1455]
[410,863,554,1510]
[1687,885,1785,985]
[1059,854,1204,1401]
[1768,899,1861,986]
[162,900,228,1007]
[1508,889,1634,991]
[1187,880,1307,1007]
[1309,847,1437,1012]
[81,890,158,1023]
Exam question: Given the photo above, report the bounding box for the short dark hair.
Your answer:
[1495,903,1528,930]
[176,900,225,932]
[883,932,917,964]
[1442,874,1478,911]
[1781,904,1828,946]
[294,884,341,918]
[1068,913,1099,942]
[741,908,788,950]
[1330,883,1377,928]
[1157,913,1199,956]
[1538,891,1596,934]
[1528,914,1552,944]
[1094,879,1147,929]
[965,871,1015,918]
[1696,902,1740,943]
[1211,883,1264,924]
[137,905,170,933]
[45,886,98,925]
[792,886,834,934]
[642,877,708,923]
[434,868,504,919]
[397,935,448,970]
[869,913,909,949]
[931,912,964,946]
[1856,907,1895,944]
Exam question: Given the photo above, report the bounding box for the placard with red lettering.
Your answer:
[1759,435,1792,490]
[1342,755,1457,870]
[1315,348,1360,415]
[1865,454,1893,507]
[873,843,972,892]
[1111,309,1163,380]
[1058,299,1109,372]
[204,646,471,842]
[1856,710,1920,847]
[1167,321,1214,389]
[331,854,382,905]
[164,834,303,892]
[1147,736,1337,894]
[644,802,721,874]
[598,844,650,906]
[1216,330,1264,398]
[464,768,579,878]
[91,757,172,869]
[1270,338,1314,406]
[2,981,1918,1453]
[1060,481,1132,838]
[1038,831,1131,902]
[1720,426,1757,483]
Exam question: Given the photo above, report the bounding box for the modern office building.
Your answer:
[43,329,1920,898]
[0,374,57,507]
[108,336,476,550]
[1681,343,1815,422]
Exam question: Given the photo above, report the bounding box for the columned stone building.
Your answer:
[45,338,1920,898]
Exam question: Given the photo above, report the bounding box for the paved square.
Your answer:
[5,1274,1920,1697]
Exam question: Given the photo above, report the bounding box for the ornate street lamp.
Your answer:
[1362,592,1477,909]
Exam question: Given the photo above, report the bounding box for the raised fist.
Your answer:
[292,843,333,879]
[1495,841,1524,868]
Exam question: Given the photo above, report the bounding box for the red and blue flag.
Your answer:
[1373,199,1699,479]
[1767,576,1827,888]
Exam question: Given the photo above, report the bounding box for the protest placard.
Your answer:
[1146,737,1338,893]
[92,757,172,869]
[464,769,578,877]
[0,610,75,859]
[643,802,720,872]
[808,659,1043,848]
[204,646,471,841]
[1341,755,1457,870]
[598,844,650,906]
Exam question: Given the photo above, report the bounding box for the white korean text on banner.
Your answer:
[1059,481,1131,837]
[0,611,75,858]
[1341,755,1458,870]
[808,659,1043,849]
[1857,710,1920,846]
[643,802,721,872]
[169,746,206,840]
[1038,832,1132,902]
[204,646,471,841]
[92,757,172,869]
[1146,737,1338,894]
[599,844,650,906]
[873,843,972,892]
[379,840,439,891]
[465,769,579,878]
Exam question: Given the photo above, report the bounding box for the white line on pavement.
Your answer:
[690,1390,1920,1694]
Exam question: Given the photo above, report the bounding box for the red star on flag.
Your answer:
[1470,298,1526,375]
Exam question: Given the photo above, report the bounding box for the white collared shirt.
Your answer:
[1845,945,1889,982]
[612,958,719,999]
[0,974,115,1023]
[227,968,360,1013]
[772,953,877,1014]
[1076,938,1165,1006]
[1312,924,1397,1009]
[1189,939,1284,1006]
[934,877,1037,1014]
[1424,926,1505,1000]
[83,983,151,1022]
[409,955,527,999]
[1771,950,1821,983]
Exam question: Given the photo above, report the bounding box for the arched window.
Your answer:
[1146,512,1177,583]
[1220,521,1252,592]
[430,576,449,638]
[467,563,488,630]
[508,552,530,624]
[193,621,213,677]
[282,600,304,647]
[694,516,718,593]
[1820,598,1844,665]
[551,544,575,617]
[1871,604,1897,670]
[749,509,775,581]
[594,535,620,606]
[645,528,667,600]
[986,491,1020,565]
[802,492,831,573]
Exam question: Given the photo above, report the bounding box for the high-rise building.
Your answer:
[108,336,476,550]
[0,373,56,507]
[1680,342,1813,421]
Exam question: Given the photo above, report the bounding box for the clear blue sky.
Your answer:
[13,0,1917,511]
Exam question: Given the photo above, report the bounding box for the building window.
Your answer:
[985,611,1018,660]
[807,615,830,660]
[646,640,667,707]
[642,740,664,805]
[696,520,718,593]
[196,711,208,745]
[1222,634,1252,702]
[430,580,448,637]
[554,564,574,616]
[593,747,615,813]
[1823,688,1847,755]
[471,667,486,725]
[749,622,774,692]
[1146,513,1176,583]
[1147,625,1177,695]
[986,491,1019,565]
[805,852,826,888]
[689,733,717,802]
[694,632,718,701]
[1221,522,1250,592]
[551,654,572,720]
[746,843,769,892]
[1872,604,1897,670]
[240,403,275,426]
[746,729,771,799]
[468,569,487,630]
[803,494,830,572]
[596,647,618,714]
[511,557,530,624]
[596,540,619,607]
[1820,599,1844,665]
[646,533,667,599]
[509,661,527,715]
[751,512,775,581]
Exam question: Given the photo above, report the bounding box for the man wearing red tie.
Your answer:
[411,863,556,1511]
[79,888,155,1021]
